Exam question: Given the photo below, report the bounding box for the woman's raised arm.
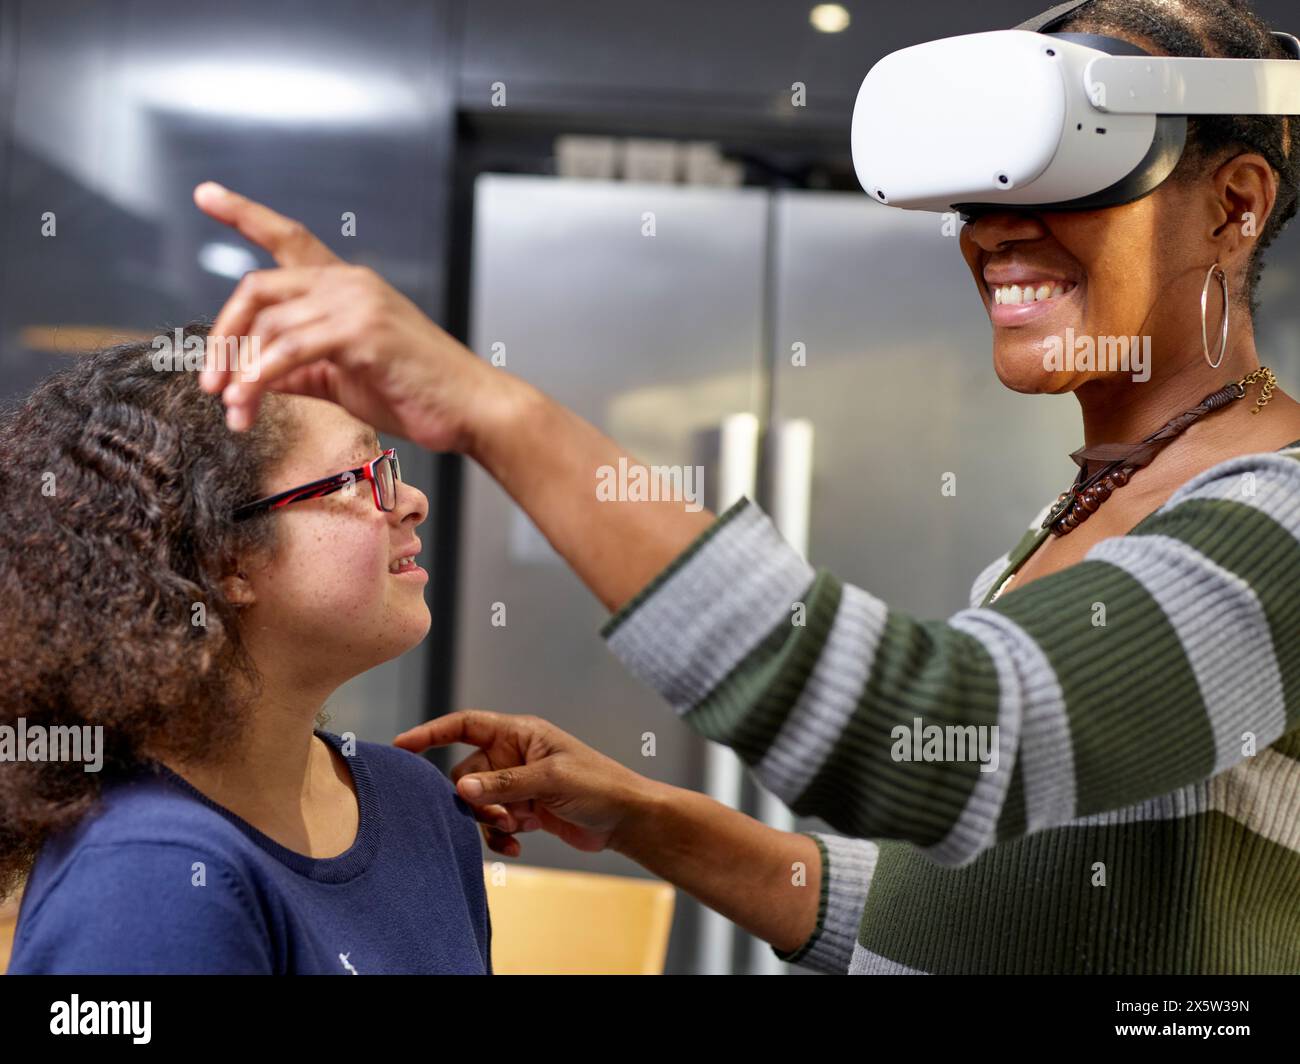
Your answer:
[194,181,714,613]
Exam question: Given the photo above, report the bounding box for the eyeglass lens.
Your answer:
[376,455,399,510]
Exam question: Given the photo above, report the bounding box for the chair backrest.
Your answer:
[482,862,675,975]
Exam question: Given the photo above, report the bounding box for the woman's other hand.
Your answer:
[397,710,829,958]
[393,710,664,859]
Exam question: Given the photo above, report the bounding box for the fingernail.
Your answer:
[462,777,483,799]
[196,181,229,201]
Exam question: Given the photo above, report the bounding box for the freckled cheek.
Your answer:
[281,525,390,613]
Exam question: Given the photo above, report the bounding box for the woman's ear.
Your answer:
[1212,150,1276,250]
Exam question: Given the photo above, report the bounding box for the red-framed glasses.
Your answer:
[232,448,402,522]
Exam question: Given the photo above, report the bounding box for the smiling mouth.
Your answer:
[989,280,1078,305]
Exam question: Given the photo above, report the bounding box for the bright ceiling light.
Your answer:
[127,59,422,125]
[810,4,851,33]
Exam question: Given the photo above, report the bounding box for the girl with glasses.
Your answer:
[1,322,491,974]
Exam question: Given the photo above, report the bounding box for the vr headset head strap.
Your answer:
[1016,0,1300,58]
[1014,0,1094,34]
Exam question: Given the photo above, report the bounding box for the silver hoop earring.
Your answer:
[1201,262,1229,370]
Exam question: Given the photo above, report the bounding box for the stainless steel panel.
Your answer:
[457,173,770,972]
[770,190,1083,619]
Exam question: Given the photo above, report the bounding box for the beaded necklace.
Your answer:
[1043,366,1277,536]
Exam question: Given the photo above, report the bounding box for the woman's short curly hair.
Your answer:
[0,319,298,901]
[1058,0,1300,319]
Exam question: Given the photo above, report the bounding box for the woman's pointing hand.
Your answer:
[192,181,509,452]
[394,710,662,859]
[193,182,715,615]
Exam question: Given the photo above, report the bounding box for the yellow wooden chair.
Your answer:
[482,862,675,975]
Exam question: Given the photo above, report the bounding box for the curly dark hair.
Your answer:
[0,319,303,902]
[1057,0,1300,319]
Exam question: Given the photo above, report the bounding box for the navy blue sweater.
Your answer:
[9,729,492,974]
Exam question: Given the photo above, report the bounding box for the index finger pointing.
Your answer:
[393,710,510,754]
[193,181,341,268]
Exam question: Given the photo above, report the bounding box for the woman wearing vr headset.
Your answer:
[196,0,1300,977]
[11,0,1299,974]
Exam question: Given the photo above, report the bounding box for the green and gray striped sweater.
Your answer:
[601,438,1300,974]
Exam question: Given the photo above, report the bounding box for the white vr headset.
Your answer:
[852,0,1300,219]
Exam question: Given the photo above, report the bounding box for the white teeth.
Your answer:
[389,556,416,574]
[991,281,1074,305]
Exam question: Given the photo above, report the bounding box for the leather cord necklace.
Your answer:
[1043,366,1278,536]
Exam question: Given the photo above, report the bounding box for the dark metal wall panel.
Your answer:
[0,0,461,744]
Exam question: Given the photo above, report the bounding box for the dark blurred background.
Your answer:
[3,0,1299,973]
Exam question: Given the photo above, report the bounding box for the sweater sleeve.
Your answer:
[600,450,1300,867]
[9,841,273,974]
[771,832,877,974]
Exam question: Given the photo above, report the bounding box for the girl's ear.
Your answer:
[222,567,257,609]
